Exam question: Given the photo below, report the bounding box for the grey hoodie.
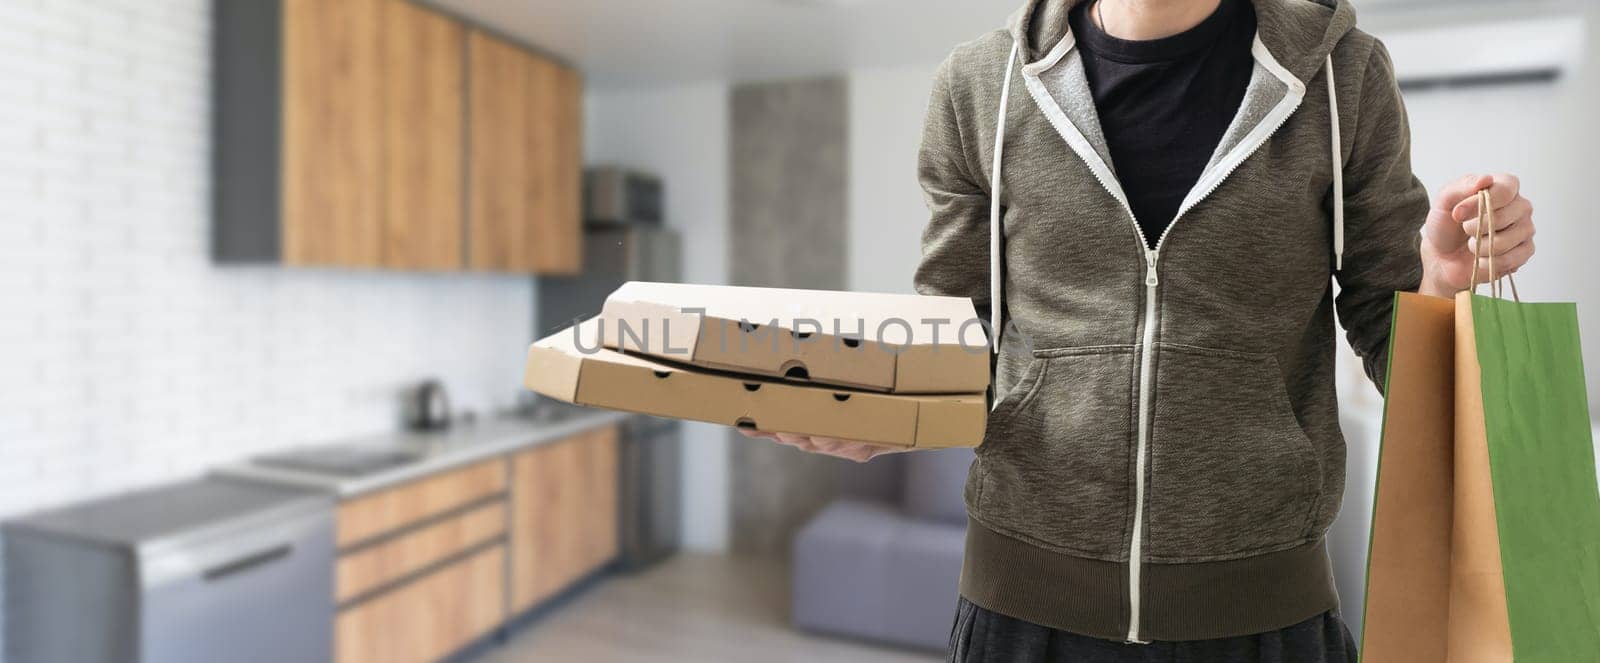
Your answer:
[914,0,1426,643]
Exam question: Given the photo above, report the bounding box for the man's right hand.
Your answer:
[736,428,906,463]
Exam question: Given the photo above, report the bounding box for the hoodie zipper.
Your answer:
[1126,246,1158,644]
[1120,80,1305,650]
[1120,82,1306,645]
[1013,30,1312,644]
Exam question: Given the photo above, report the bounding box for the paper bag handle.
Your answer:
[1466,188,1521,302]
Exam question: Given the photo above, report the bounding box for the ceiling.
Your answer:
[430,0,1553,89]
[431,0,1019,87]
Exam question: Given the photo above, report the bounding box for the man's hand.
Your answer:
[1419,173,1536,297]
[736,428,906,463]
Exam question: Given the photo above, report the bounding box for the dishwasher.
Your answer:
[3,477,335,663]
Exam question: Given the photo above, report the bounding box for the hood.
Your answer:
[1005,0,1358,83]
[984,0,1363,354]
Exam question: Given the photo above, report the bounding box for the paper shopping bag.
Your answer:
[1362,289,1600,661]
[1448,289,1600,661]
[1362,292,1456,662]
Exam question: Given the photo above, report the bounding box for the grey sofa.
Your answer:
[791,448,973,650]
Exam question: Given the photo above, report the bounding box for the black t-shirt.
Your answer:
[1069,0,1256,248]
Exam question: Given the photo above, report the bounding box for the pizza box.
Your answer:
[524,319,985,448]
[596,281,990,394]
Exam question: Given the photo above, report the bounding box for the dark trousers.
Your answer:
[948,598,1358,663]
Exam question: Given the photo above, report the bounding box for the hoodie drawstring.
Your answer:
[1325,54,1344,271]
[989,40,1020,356]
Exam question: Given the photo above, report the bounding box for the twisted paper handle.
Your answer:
[1466,188,1522,302]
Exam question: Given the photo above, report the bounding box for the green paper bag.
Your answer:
[1362,289,1600,662]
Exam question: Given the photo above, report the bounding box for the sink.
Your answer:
[252,446,423,478]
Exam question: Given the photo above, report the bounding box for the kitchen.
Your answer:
[2,0,1597,662]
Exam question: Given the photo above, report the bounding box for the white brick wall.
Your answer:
[0,1,534,657]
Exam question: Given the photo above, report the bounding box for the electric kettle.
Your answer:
[403,379,451,431]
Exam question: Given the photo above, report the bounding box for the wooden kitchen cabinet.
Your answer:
[333,459,509,663]
[281,0,385,267]
[336,500,505,602]
[467,29,583,274]
[215,1,578,273]
[215,0,387,267]
[336,458,507,547]
[217,0,459,269]
[335,544,506,663]
[510,425,619,612]
[466,30,531,273]
[381,0,465,270]
[523,54,584,274]
[327,425,617,662]
[577,426,621,569]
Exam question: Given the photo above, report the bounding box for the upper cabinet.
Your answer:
[382,0,465,271]
[523,50,584,275]
[466,32,529,273]
[213,0,582,274]
[282,0,385,267]
[468,30,583,274]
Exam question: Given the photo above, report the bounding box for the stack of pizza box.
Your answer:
[524,281,991,448]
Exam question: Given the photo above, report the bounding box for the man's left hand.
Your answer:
[1420,173,1535,297]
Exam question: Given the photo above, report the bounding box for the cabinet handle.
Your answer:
[203,544,293,582]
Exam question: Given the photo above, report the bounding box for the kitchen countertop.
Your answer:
[214,410,631,499]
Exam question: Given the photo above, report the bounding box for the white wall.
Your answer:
[848,65,940,293]
[584,83,732,551]
[0,0,536,657]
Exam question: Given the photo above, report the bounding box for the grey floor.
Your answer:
[476,553,942,662]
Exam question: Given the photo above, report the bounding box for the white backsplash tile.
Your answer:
[0,1,536,657]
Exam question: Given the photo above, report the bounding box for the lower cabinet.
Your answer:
[511,425,620,612]
[336,501,506,603]
[335,459,507,547]
[335,544,506,663]
[329,424,620,663]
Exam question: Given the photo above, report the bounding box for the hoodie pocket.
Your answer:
[980,350,1047,440]
[973,345,1137,560]
[1145,344,1320,562]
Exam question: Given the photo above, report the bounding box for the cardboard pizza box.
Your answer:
[524,319,985,448]
[597,281,990,394]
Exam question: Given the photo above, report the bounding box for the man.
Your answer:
[744,0,1537,660]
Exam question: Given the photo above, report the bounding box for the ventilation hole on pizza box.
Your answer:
[781,361,810,380]
[652,370,671,379]
[739,321,761,333]
[841,337,862,348]
[833,393,851,402]
[743,382,762,392]
[735,417,758,429]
